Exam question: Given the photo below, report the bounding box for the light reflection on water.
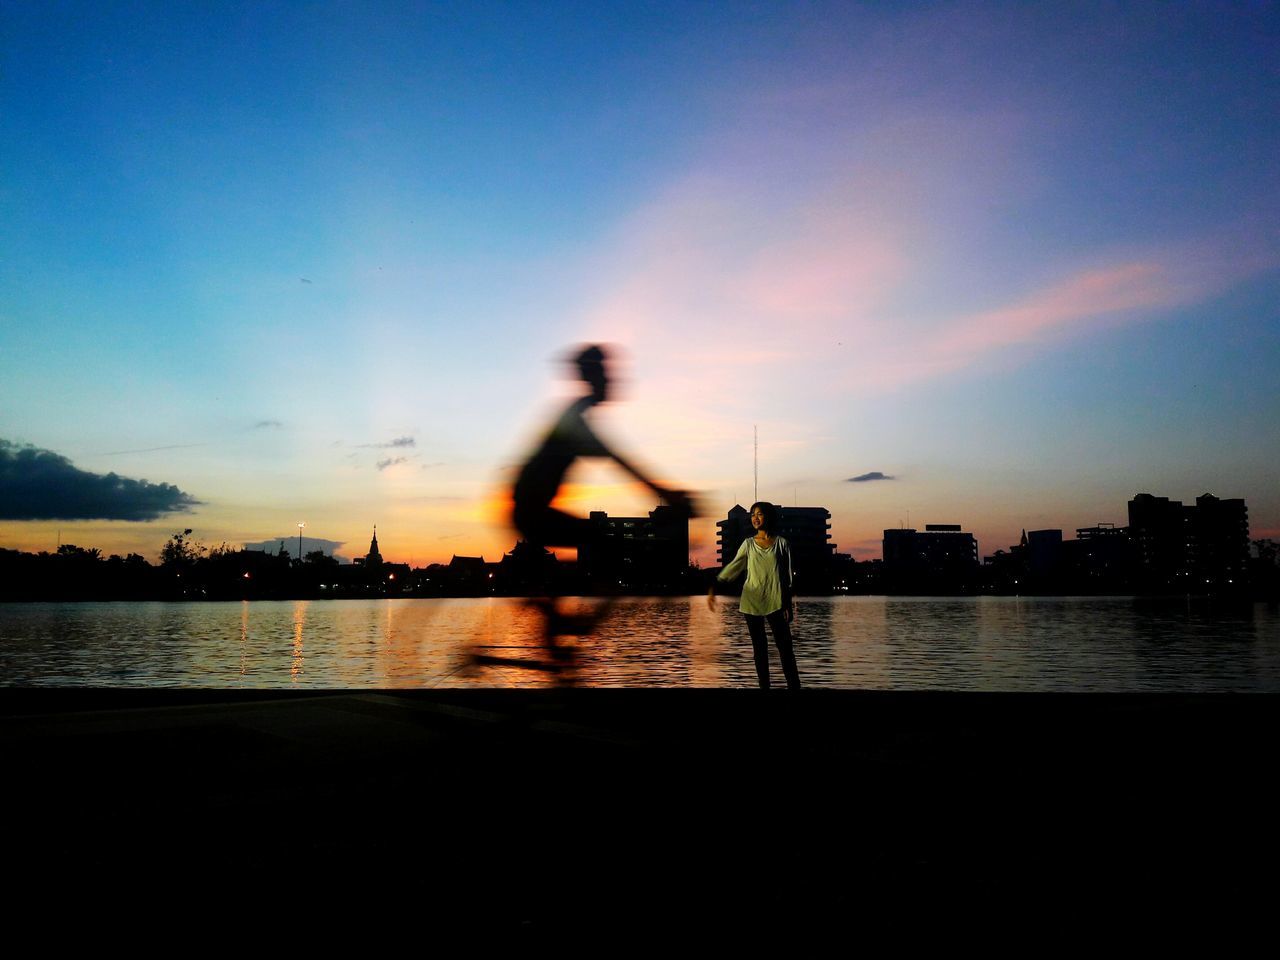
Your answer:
[1,596,1279,691]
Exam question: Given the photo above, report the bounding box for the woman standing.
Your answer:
[708,501,801,690]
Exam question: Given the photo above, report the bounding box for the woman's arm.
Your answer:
[707,540,750,610]
[780,539,795,622]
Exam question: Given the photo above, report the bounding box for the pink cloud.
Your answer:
[937,262,1176,355]
[850,259,1189,391]
[857,237,1277,392]
[561,79,1280,495]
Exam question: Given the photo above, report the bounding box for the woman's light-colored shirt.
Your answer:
[717,536,792,616]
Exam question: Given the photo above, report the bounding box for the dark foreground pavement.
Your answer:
[3,689,1277,933]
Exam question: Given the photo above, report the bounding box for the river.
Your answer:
[4,595,1279,690]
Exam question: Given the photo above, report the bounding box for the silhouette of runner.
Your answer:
[508,344,695,665]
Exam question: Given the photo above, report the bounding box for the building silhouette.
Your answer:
[579,505,689,592]
[780,507,837,590]
[883,524,979,594]
[335,527,410,594]
[1128,493,1190,589]
[3,491,1259,602]
[982,529,1027,593]
[716,505,752,566]
[1060,523,1136,592]
[1187,493,1249,590]
[493,540,560,595]
[1128,492,1249,591]
[353,527,383,570]
[1026,529,1063,583]
[978,493,1250,595]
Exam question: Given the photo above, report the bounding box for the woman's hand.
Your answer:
[784,602,795,623]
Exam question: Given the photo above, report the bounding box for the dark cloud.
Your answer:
[0,440,201,521]
[847,471,895,483]
[360,436,415,449]
[377,457,409,471]
[253,420,284,430]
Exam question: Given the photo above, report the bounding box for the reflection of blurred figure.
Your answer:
[512,345,695,660]
[708,501,800,690]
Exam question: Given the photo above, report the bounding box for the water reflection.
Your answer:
[291,601,307,682]
[0,596,1278,691]
[795,598,835,687]
[239,601,249,678]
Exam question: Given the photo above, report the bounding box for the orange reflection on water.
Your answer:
[378,599,418,686]
[464,598,572,689]
[291,601,308,682]
[686,598,731,687]
[239,600,250,677]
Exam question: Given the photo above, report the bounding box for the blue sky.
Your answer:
[2,1,1277,563]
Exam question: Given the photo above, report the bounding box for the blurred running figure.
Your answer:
[512,345,695,660]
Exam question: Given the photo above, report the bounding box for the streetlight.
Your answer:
[298,522,305,563]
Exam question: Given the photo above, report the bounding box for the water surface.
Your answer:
[2,596,1278,690]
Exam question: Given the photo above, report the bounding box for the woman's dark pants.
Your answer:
[743,611,801,690]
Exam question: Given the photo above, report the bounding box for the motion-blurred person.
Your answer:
[510,344,695,662]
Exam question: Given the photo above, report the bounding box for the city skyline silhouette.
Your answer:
[4,488,1275,602]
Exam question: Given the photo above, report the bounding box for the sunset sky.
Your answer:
[3,2,1278,566]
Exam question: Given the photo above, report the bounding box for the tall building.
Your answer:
[779,507,836,589]
[1188,493,1249,589]
[1128,492,1249,591]
[1128,493,1190,588]
[882,524,979,593]
[1026,529,1063,582]
[716,505,753,567]
[580,505,689,592]
[716,504,835,592]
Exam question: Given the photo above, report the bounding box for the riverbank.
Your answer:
[3,689,1275,931]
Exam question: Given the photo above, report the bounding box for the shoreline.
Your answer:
[4,688,1276,925]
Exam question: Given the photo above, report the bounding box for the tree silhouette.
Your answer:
[160,529,206,569]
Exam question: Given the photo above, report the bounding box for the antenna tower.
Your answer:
[753,425,758,503]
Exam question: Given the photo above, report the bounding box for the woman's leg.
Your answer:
[743,614,771,689]
[766,611,801,691]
